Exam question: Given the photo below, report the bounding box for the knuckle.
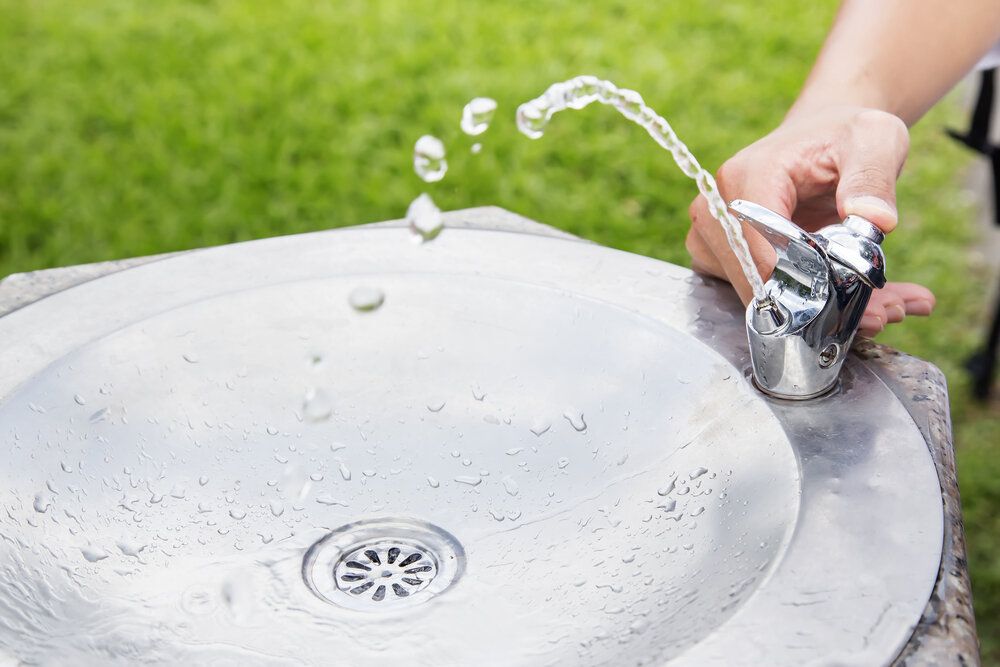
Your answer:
[853,109,909,147]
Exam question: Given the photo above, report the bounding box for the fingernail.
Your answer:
[886,304,906,322]
[860,315,884,335]
[844,196,897,232]
[905,298,934,316]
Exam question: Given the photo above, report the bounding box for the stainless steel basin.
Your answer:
[0,214,943,665]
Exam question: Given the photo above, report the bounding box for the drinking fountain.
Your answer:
[0,207,977,665]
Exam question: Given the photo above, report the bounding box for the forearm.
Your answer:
[789,0,1000,126]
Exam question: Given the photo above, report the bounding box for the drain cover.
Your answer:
[303,518,464,611]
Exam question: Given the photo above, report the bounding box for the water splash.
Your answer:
[407,193,444,243]
[460,97,497,136]
[516,75,766,301]
[413,135,447,183]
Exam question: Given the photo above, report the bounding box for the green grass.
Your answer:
[1,0,997,661]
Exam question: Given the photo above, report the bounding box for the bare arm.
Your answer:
[791,0,1000,125]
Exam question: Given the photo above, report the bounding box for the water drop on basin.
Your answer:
[407,192,443,243]
[32,492,52,513]
[339,462,352,481]
[182,352,199,364]
[81,546,109,562]
[426,400,446,413]
[73,394,86,406]
[689,467,709,480]
[316,495,349,507]
[502,476,519,497]
[427,476,440,489]
[348,286,385,313]
[413,135,447,183]
[529,420,550,437]
[454,475,482,487]
[460,97,497,136]
[563,410,587,432]
[229,509,247,520]
[268,499,285,517]
[557,457,570,469]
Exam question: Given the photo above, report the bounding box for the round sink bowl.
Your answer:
[0,221,942,666]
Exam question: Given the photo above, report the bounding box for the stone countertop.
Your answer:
[0,206,979,665]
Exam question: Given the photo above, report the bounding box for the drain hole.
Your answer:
[398,553,422,567]
[340,573,366,582]
[364,550,381,565]
[391,584,409,598]
[350,581,374,595]
[402,577,423,585]
[387,547,400,564]
[405,565,432,573]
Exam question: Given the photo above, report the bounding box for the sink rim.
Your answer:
[0,223,944,666]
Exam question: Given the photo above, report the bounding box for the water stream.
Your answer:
[516,75,767,301]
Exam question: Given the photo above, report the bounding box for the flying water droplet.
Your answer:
[407,193,443,243]
[348,286,385,313]
[460,97,497,136]
[470,142,482,154]
[302,387,334,422]
[413,135,447,182]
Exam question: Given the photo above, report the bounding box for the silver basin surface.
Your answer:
[0,219,943,666]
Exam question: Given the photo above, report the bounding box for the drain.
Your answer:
[303,518,464,611]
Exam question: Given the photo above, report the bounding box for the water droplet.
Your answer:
[32,492,52,513]
[268,499,284,517]
[470,142,482,154]
[229,509,247,520]
[690,506,705,517]
[198,476,209,486]
[73,394,86,406]
[471,384,486,401]
[505,447,522,456]
[657,499,677,512]
[563,410,587,432]
[557,457,570,469]
[657,477,677,496]
[303,387,334,421]
[454,475,482,487]
[81,546,109,562]
[488,508,505,522]
[266,426,279,436]
[426,400,446,413]
[338,462,352,481]
[529,420,550,437]
[348,286,385,313]
[28,401,46,414]
[316,495,349,507]
[460,97,497,136]
[502,476,519,497]
[407,192,443,243]
[427,476,440,488]
[60,461,74,473]
[182,352,199,364]
[689,467,709,480]
[117,540,145,558]
[413,135,447,183]
[483,414,500,425]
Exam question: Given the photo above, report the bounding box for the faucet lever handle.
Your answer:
[728,199,829,295]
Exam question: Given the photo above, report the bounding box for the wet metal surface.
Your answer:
[0,219,943,665]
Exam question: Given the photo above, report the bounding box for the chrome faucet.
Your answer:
[728,199,887,400]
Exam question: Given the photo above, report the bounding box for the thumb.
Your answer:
[834,110,909,233]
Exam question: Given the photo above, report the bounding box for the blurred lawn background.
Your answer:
[1,0,997,661]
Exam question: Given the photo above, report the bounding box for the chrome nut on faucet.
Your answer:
[729,199,886,400]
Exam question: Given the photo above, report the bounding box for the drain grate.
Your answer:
[303,518,463,611]
[335,540,438,602]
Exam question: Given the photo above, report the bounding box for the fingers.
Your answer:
[835,110,910,233]
[859,282,935,337]
[687,167,788,305]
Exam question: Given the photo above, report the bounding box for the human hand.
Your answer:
[686,106,935,337]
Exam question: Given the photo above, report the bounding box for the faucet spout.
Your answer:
[730,200,886,400]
